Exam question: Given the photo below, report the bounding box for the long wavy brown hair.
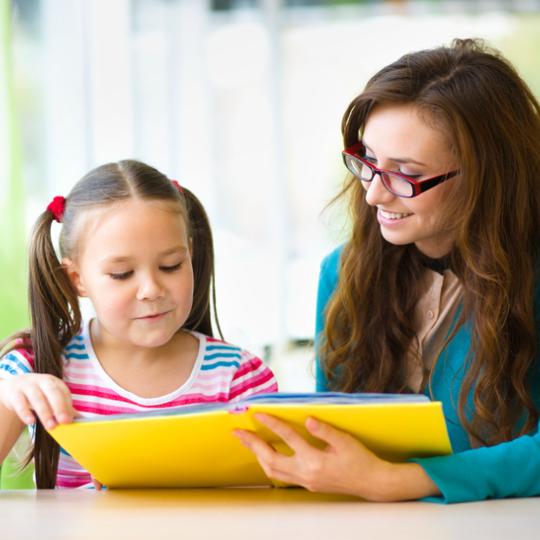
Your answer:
[1,160,222,488]
[322,38,540,447]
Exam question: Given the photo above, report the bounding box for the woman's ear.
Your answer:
[62,258,88,297]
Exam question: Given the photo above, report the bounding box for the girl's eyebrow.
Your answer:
[101,246,188,263]
[362,141,427,166]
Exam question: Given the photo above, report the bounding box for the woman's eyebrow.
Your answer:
[362,141,426,166]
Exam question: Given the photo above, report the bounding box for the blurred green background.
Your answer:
[1,0,27,341]
[0,0,30,489]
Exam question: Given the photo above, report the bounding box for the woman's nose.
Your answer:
[364,173,395,207]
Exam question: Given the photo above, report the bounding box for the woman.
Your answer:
[234,38,540,503]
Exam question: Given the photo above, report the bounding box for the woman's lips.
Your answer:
[377,208,413,226]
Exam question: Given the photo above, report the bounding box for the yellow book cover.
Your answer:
[48,393,452,488]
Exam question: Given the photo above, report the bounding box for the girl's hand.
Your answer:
[234,413,440,502]
[0,374,76,430]
[92,477,104,491]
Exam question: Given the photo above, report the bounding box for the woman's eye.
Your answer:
[364,155,377,164]
[400,171,422,179]
[109,271,133,280]
[161,263,182,273]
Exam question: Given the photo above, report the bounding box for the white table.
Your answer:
[1,488,539,540]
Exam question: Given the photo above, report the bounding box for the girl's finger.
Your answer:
[39,380,75,424]
[10,392,36,425]
[58,380,77,413]
[92,478,103,490]
[24,386,57,430]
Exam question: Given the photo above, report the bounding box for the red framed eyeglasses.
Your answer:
[342,142,459,198]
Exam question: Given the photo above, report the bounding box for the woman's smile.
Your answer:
[377,208,414,225]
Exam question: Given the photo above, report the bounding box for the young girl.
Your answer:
[234,38,540,503]
[0,160,277,489]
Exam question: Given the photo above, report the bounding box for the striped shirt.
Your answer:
[0,319,278,488]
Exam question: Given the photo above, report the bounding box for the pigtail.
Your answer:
[27,210,81,488]
[181,188,222,339]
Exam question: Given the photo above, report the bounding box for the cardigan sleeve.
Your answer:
[411,424,540,503]
[315,246,343,392]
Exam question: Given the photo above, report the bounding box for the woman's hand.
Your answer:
[0,374,76,430]
[234,413,440,502]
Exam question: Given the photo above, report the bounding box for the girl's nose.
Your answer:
[364,174,395,207]
[136,274,164,301]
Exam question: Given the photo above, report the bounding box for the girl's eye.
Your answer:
[364,155,377,164]
[160,263,182,273]
[109,271,133,280]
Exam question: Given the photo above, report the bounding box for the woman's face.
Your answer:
[360,103,458,258]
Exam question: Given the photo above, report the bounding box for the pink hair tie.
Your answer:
[171,179,184,193]
[47,196,66,223]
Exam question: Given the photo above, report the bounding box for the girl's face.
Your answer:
[64,199,194,350]
[360,102,458,258]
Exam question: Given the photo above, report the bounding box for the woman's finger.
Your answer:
[305,417,357,450]
[258,467,300,486]
[253,413,317,455]
[235,429,279,459]
[234,429,304,482]
[234,429,295,473]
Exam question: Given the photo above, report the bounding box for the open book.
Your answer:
[48,392,452,488]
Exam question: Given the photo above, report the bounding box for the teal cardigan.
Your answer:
[315,246,540,503]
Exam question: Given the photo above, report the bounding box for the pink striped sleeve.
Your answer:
[229,355,278,401]
[0,347,35,376]
[17,348,35,368]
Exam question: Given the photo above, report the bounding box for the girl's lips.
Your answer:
[136,311,170,320]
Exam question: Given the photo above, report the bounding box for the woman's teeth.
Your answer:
[379,209,412,220]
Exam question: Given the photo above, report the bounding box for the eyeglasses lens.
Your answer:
[381,172,413,197]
